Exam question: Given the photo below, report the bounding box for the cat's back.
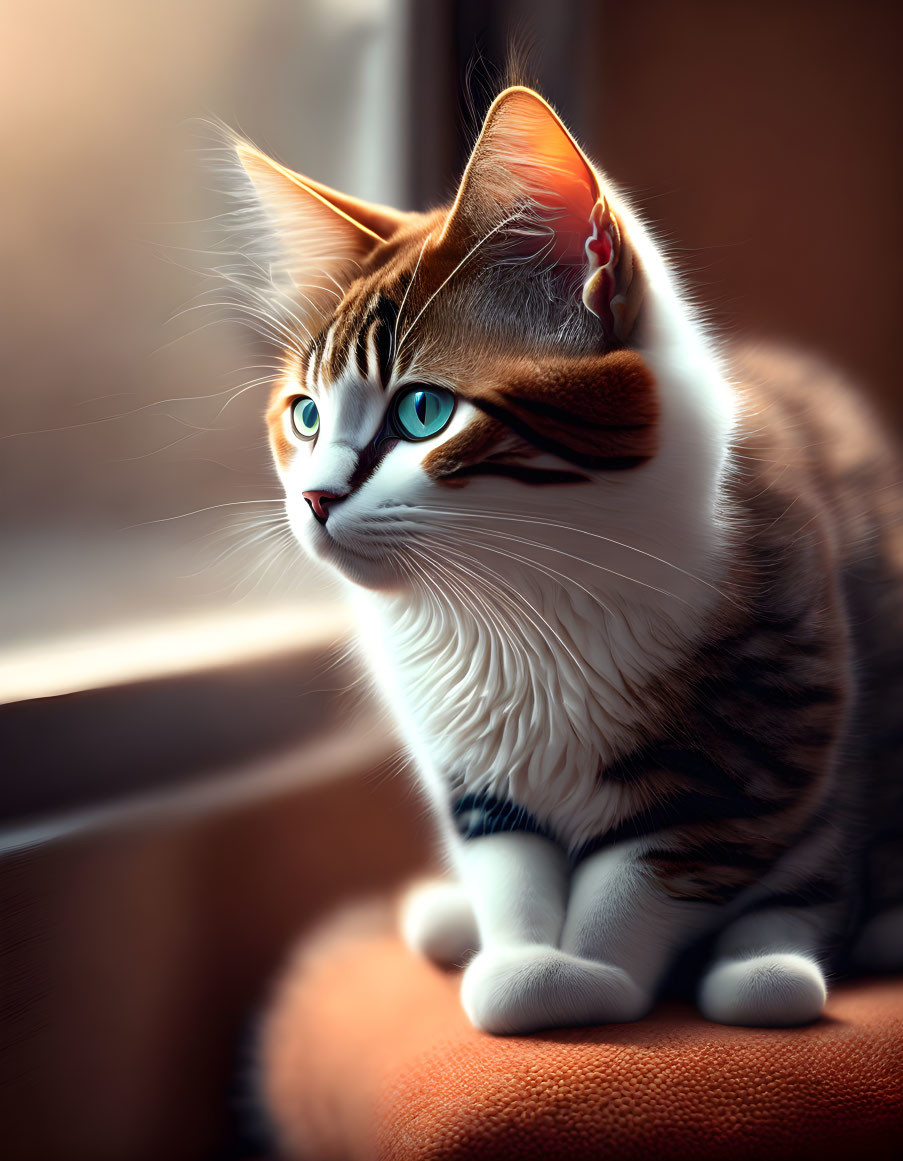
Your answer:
[728,343,902,855]
[729,342,901,534]
[728,343,902,600]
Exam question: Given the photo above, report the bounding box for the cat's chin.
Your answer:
[305,529,408,593]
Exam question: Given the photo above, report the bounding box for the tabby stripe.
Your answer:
[742,876,846,911]
[470,397,650,471]
[757,610,813,635]
[570,788,787,865]
[707,615,809,659]
[645,843,774,870]
[321,318,344,382]
[441,462,590,486]
[706,714,823,788]
[643,870,759,905]
[354,311,375,379]
[311,337,327,387]
[451,792,550,842]
[635,798,831,903]
[371,296,398,385]
[348,296,398,385]
[723,673,839,713]
[603,744,736,792]
[507,392,653,433]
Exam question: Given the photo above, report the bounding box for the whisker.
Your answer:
[392,233,431,364]
[414,505,741,607]
[405,544,532,718]
[122,498,284,531]
[239,527,301,599]
[431,525,618,623]
[178,517,291,580]
[395,208,524,360]
[417,533,593,682]
[437,520,691,608]
[408,541,528,680]
[227,526,298,600]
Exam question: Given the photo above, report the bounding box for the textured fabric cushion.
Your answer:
[260,903,903,1161]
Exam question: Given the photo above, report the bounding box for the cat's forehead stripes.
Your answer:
[305,218,447,391]
[351,295,399,385]
[308,290,405,391]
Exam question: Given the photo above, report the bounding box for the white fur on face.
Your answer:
[277,362,487,587]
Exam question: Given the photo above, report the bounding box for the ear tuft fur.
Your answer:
[207,128,412,344]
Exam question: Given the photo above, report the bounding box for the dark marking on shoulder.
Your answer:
[452,792,551,841]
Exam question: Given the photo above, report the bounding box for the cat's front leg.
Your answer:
[560,841,718,1007]
[455,832,646,1034]
[401,804,569,971]
[563,843,830,1028]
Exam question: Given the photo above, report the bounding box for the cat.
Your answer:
[225,86,903,1034]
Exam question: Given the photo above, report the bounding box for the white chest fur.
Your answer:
[353,572,692,850]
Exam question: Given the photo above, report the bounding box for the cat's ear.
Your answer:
[440,87,644,343]
[256,165,410,243]
[232,142,405,326]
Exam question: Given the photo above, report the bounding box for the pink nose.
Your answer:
[302,489,345,523]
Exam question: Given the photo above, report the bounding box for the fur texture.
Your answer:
[227,87,903,1034]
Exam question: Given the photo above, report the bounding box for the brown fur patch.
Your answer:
[459,350,659,471]
[267,381,295,470]
[421,413,507,485]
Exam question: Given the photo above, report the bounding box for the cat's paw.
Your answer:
[460,944,648,1035]
[698,953,827,1027]
[400,879,479,966]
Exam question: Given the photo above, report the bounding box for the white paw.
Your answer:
[460,944,648,1035]
[850,905,903,973]
[400,879,479,966]
[698,953,827,1027]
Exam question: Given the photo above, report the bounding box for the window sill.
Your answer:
[0,602,389,842]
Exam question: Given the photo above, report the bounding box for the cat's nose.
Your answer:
[302,489,345,524]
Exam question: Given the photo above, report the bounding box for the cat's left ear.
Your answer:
[229,140,410,330]
[441,87,644,343]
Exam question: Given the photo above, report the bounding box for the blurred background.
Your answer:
[2,0,901,652]
[1,1,900,1158]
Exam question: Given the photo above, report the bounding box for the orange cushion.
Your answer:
[260,903,903,1160]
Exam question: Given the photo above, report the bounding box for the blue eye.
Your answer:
[290,396,319,440]
[393,386,455,441]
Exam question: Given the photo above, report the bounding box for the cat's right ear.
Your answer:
[230,140,406,328]
[439,88,645,345]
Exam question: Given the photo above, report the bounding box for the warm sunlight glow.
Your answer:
[0,604,351,705]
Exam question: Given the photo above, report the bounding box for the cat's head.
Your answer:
[228,88,722,596]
